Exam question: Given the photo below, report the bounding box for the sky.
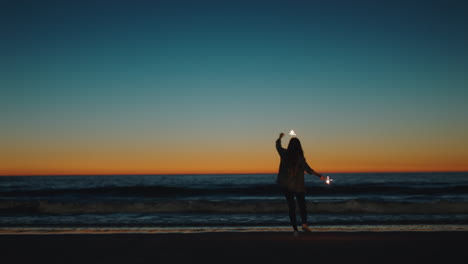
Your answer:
[1,0,468,175]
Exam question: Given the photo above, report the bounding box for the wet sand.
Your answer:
[1,231,467,263]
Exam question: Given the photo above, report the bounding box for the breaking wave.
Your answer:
[2,184,468,198]
[2,199,468,214]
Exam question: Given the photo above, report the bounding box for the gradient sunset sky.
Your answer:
[1,0,467,175]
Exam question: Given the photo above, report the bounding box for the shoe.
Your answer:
[293,231,299,237]
[302,224,312,232]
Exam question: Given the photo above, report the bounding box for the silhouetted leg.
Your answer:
[296,193,307,225]
[283,189,298,231]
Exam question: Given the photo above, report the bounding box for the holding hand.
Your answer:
[320,175,334,185]
[279,132,285,139]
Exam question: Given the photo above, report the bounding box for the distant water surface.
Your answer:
[1,173,468,229]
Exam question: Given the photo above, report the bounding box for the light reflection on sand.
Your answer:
[1,225,468,235]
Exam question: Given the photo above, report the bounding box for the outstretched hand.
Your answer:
[279,132,285,139]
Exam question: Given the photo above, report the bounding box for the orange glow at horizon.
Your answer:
[2,139,467,175]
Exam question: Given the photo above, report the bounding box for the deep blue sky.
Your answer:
[1,0,468,174]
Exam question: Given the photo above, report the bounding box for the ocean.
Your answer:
[1,172,468,233]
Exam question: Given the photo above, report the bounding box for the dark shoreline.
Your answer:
[2,231,467,264]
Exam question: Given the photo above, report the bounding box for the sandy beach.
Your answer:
[1,231,467,264]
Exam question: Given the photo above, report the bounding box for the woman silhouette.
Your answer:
[276,132,325,236]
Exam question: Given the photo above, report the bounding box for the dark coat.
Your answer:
[276,138,314,193]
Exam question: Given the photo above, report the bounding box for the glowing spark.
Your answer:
[325,176,334,185]
[289,130,296,136]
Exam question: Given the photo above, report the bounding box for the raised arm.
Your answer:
[276,133,286,157]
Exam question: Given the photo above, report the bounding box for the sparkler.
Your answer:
[324,176,334,185]
[289,130,296,136]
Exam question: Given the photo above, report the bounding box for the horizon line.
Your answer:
[1,170,467,176]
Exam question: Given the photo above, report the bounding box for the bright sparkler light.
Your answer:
[289,130,296,136]
[325,176,334,185]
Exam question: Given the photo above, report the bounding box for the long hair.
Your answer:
[286,138,304,176]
